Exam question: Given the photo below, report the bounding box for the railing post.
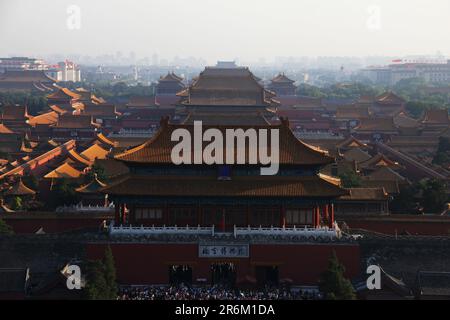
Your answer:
[212,225,215,237]
[234,225,236,238]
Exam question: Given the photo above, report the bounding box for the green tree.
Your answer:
[47,178,80,209]
[390,184,421,214]
[406,101,428,119]
[84,247,117,300]
[0,218,14,235]
[112,82,128,96]
[420,179,448,213]
[11,196,22,211]
[296,83,326,98]
[84,260,109,300]
[319,251,356,300]
[103,246,118,299]
[339,171,362,188]
[433,137,450,166]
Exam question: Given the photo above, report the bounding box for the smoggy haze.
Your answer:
[1,0,450,63]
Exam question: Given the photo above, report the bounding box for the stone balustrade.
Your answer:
[109,222,341,239]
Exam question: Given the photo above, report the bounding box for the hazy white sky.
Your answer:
[1,0,450,63]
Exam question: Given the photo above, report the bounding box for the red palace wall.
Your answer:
[5,213,450,236]
[86,243,360,286]
[341,215,450,236]
[2,213,111,234]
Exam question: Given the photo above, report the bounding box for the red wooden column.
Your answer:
[280,205,286,228]
[329,203,335,228]
[114,202,120,225]
[121,203,126,225]
[314,206,320,228]
[324,204,329,223]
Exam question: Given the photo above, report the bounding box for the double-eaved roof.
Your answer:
[159,72,184,83]
[114,119,335,166]
[178,67,279,107]
[271,73,295,84]
[102,174,348,198]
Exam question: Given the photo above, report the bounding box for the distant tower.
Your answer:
[133,66,138,81]
[152,54,159,66]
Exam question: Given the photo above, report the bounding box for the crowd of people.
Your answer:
[117,284,323,300]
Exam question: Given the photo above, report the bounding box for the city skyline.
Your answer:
[1,0,450,65]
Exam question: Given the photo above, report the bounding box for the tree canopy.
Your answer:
[390,179,448,214]
[338,171,362,188]
[319,251,356,300]
[84,246,117,300]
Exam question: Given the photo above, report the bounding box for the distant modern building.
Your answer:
[0,57,80,86]
[46,61,81,82]
[0,57,47,72]
[361,60,450,85]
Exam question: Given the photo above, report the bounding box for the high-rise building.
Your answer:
[46,61,81,82]
[361,60,450,85]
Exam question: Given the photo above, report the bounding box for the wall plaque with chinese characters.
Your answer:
[198,244,249,258]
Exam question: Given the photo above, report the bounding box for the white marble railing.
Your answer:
[56,203,115,213]
[234,225,340,239]
[109,224,215,236]
[109,222,341,239]
[108,129,157,138]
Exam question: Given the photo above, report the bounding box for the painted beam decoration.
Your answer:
[199,244,249,258]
